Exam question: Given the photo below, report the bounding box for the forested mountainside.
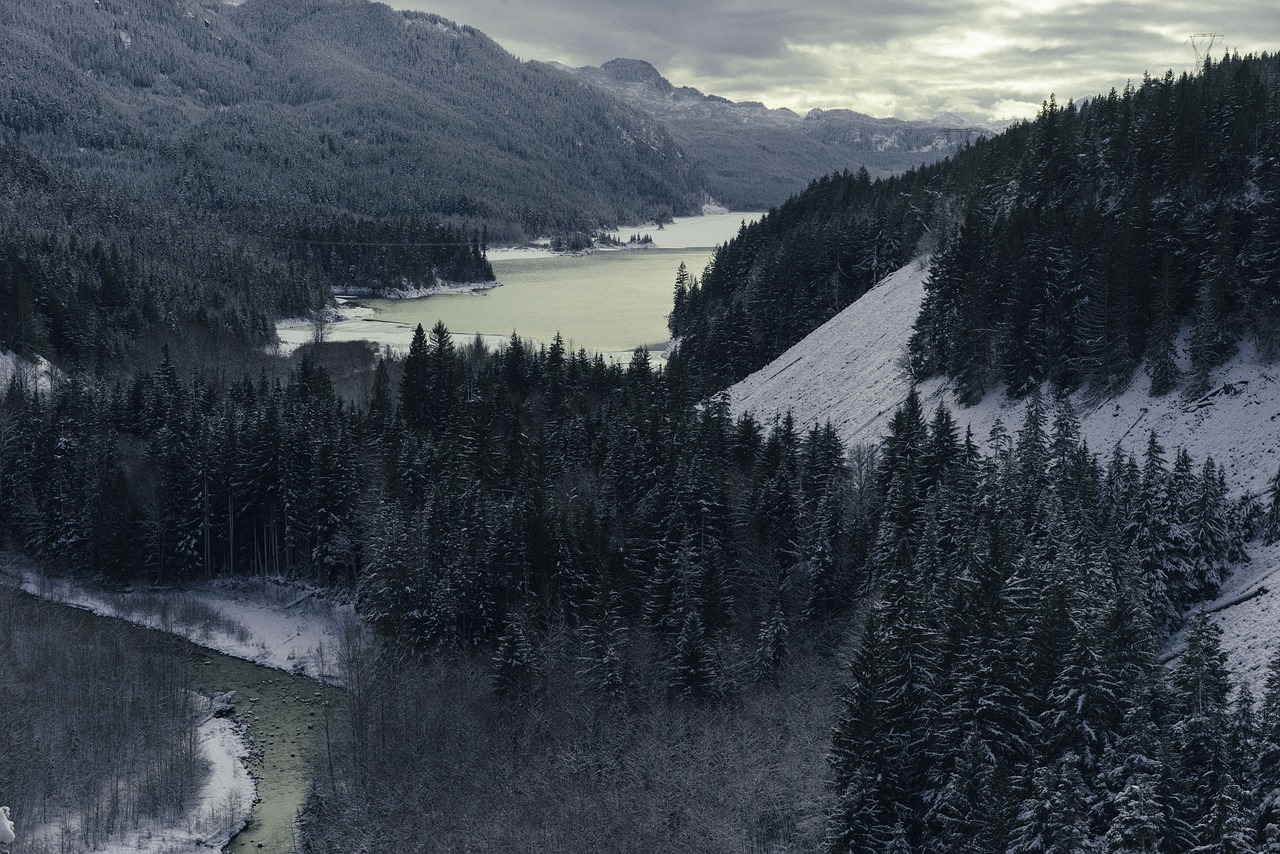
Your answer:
[1,0,702,234]
[8,321,1277,849]
[556,58,980,210]
[0,0,711,367]
[670,52,1280,398]
[8,19,1280,850]
[0,139,492,369]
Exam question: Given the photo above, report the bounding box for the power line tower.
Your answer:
[1187,32,1224,66]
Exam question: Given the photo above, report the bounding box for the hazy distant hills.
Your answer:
[553,58,989,210]
[0,0,703,234]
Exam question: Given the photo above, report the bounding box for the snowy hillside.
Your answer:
[729,258,1280,499]
[729,256,1280,691]
[729,258,929,446]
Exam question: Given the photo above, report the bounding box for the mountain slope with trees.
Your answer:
[1,0,704,235]
[0,0,714,367]
[670,52,1280,400]
[7,28,1280,854]
[556,57,983,210]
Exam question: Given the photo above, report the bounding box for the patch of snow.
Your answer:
[0,350,59,394]
[117,31,132,49]
[729,256,1280,693]
[22,716,254,854]
[604,211,761,250]
[275,283,497,354]
[729,258,1280,499]
[486,245,559,262]
[1167,540,1280,698]
[1,565,363,684]
[729,259,926,446]
[334,280,500,301]
[275,301,373,331]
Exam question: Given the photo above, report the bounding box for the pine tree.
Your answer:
[491,611,540,697]
[1105,775,1164,853]
[1173,611,1237,849]
[399,323,431,432]
[426,320,457,430]
[1257,649,1280,835]
[825,766,895,853]
[1010,754,1094,854]
[1265,464,1280,545]
[1146,255,1181,397]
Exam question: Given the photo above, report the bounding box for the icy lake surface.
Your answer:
[279,212,760,359]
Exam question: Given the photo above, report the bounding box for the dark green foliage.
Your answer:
[0,0,702,236]
[0,329,866,695]
[672,54,1280,398]
[824,393,1253,851]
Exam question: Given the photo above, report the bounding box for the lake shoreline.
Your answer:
[276,212,761,358]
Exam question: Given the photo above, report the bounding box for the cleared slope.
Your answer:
[730,258,1280,498]
[728,258,928,444]
[729,257,1280,691]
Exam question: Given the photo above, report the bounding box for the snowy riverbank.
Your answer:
[21,715,254,854]
[2,561,362,854]
[2,565,362,682]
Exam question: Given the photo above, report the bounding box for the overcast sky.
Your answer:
[392,0,1277,122]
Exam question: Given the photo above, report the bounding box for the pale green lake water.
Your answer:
[278,212,759,359]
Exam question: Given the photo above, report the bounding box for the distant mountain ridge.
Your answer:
[553,57,989,209]
[0,0,704,234]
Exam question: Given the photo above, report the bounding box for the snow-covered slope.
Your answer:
[2,565,362,683]
[729,258,1280,499]
[729,258,927,448]
[1185,540,1280,698]
[0,350,58,393]
[729,257,1280,691]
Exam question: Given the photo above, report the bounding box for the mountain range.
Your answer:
[555,57,988,210]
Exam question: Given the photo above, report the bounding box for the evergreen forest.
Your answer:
[670,52,1280,400]
[3,36,1280,854]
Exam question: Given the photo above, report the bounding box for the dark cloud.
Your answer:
[392,0,1280,120]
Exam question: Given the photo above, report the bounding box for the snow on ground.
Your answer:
[1,564,362,683]
[729,258,928,448]
[729,255,1280,690]
[276,297,374,331]
[729,257,1280,499]
[334,280,500,301]
[0,562,356,854]
[487,212,762,261]
[23,715,254,854]
[0,350,59,394]
[276,284,498,353]
[275,283,501,354]
[1168,539,1280,698]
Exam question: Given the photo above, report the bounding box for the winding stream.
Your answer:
[15,591,341,854]
[191,653,341,854]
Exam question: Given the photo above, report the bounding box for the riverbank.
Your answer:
[1,562,360,854]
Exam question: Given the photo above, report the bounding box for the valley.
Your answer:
[1,0,1278,849]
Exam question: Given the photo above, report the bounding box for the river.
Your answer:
[8,589,341,854]
[277,212,760,359]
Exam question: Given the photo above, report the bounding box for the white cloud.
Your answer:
[391,0,1280,121]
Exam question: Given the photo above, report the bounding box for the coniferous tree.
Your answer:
[399,323,431,433]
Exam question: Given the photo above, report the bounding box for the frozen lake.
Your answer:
[278,212,760,359]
